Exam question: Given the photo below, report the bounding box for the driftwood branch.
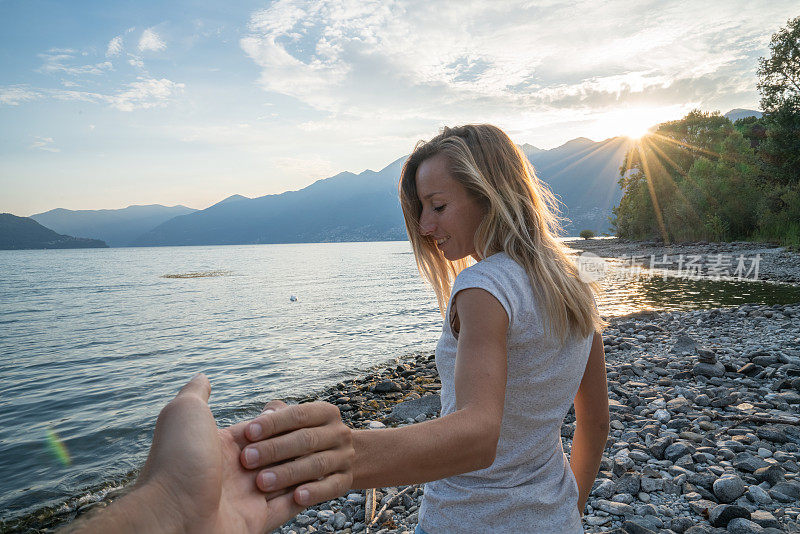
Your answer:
[365,485,416,531]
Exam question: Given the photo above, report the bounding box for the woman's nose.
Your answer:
[419,213,435,236]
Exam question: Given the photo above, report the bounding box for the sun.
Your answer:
[590,106,688,142]
[619,119,653,140]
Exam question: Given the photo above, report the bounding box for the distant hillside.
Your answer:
[132,157,409,246]
[131,137,630,246]
[527,137,634,234]
[30,204,197,247]
[724,108,763,122]
[0,213,108,250]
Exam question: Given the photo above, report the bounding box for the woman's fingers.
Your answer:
[245,402,341,442]
[255,449,351,492]
[241,423,348,469]
[262,399,289,414]
[294,472,353,507]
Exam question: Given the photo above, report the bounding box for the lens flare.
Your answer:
[46,428,72,467]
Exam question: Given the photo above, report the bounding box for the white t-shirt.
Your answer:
[418,252,593,533]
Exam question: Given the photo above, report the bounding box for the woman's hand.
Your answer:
[239,401,355,507]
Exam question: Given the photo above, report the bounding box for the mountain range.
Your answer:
[0,213,107,249]
[16,109,762,248]
[31,204,196,247]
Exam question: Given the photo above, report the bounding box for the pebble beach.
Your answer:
[11,238,800,534]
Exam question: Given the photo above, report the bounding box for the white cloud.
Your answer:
[30,136,60,152]
[1,78,185,112]
[38,49,113,76]
[109,77,185,111]
[138,28,166,52]
[0,85,41,105]
[128,55,145,69]
[239,0,794,127]
[106,35,123,57]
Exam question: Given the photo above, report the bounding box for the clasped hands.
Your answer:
[91,374,354,534]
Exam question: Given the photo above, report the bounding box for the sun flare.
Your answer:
[589,106,690,142]
[620,120,653,140]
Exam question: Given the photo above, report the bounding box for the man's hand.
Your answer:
[68,374,305,533]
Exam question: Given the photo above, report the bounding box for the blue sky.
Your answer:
[1,0,797,215]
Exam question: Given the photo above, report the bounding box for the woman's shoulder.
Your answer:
[467,251,527,281]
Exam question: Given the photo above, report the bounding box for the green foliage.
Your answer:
[613,16,800,247]
[757,16,800,186]
[757,16,800,114]
[579,229,595,239]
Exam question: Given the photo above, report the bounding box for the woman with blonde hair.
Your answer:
[239,124,610,533]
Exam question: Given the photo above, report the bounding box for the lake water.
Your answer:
[2,240,800,525]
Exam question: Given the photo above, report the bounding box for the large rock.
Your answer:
[713,475,746,503]
[592,478,616,498]
[594,499,634,516]
[615,472,641,494]
[754,465,785,486]
[726,517,765,534]
[708,504,750,527]
[664,442,692,462]
[770,481,800,501]
[692,362,726,378]
[388,394,440,421]
[371,380,401,394]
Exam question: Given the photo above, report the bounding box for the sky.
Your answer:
[1,0,796,216]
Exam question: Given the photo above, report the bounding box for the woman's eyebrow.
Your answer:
[422,191,444,200]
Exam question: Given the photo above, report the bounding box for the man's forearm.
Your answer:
[351,409,498,489]
[59,483,183,534]
[569,421,609,515]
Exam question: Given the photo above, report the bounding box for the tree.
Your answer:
[757,16,800,113]
[757,16,800,185]
[579,229,595,239]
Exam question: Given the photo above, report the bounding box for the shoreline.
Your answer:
[8,301,800,533]
[565,237,800,286]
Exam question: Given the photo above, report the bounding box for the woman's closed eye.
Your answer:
[433,204,446,212]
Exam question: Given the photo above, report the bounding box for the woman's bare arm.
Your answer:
[569,331,610,516]
[350,287,508,488]
[240,286,509,499]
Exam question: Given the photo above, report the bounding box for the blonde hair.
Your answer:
[399,124,605,341]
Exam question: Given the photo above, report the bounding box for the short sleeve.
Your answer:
[448,261,513,339]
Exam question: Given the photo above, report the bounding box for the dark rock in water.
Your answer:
[388,394,440,422]
[709,504,750,527]
[371,380,401,394]
[692,362,725,378]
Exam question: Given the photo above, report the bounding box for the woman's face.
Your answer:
[415,153,485,261]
